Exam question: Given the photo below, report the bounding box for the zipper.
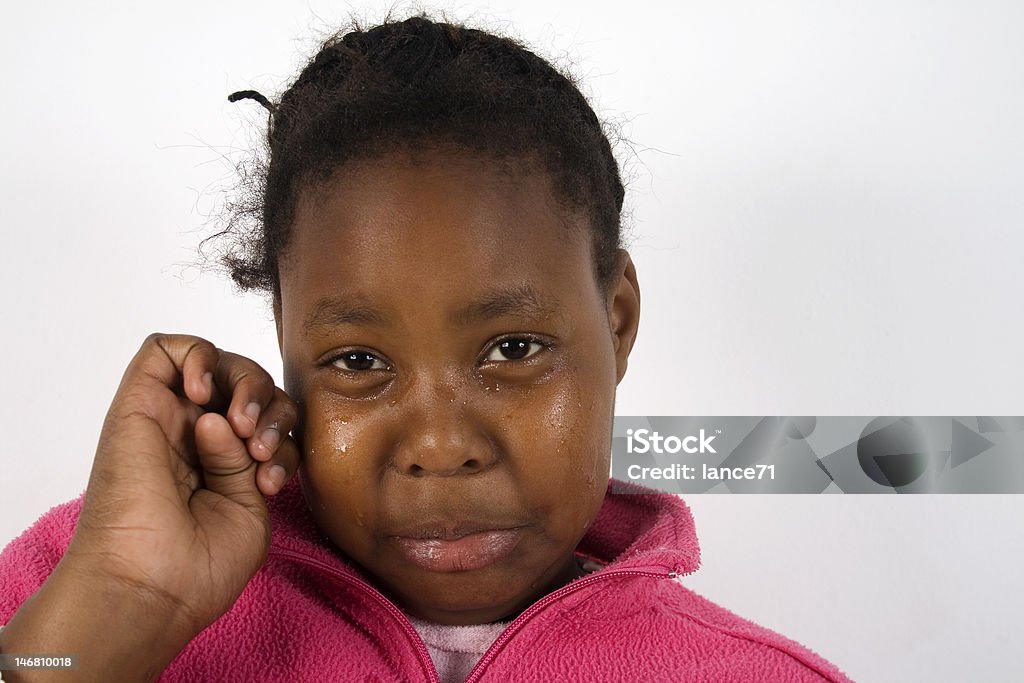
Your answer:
[463,565,680,683]
[267,546,441,683]
[269,545,682,683]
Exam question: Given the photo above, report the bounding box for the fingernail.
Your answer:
[244,402,261,426]
[260,426,280,451]
[268,464,286,493]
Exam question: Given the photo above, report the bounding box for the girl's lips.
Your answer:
[392,528,523,572]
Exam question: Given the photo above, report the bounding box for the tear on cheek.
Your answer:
[328,418,355,459]
[546,381,588,458]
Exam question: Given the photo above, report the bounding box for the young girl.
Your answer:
[0,16,850,682]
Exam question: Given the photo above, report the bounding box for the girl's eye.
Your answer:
[485,338,544,362]
[332,351,388,372]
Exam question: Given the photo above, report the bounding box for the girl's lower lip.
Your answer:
[392,529,523,572]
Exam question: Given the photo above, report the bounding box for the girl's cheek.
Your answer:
[299,399,377,537]
[546,381,582,462]
[301,392,373,479]
[533,374,599,478]
[327,415,356,459]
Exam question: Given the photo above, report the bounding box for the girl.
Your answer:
[0,15,850,682]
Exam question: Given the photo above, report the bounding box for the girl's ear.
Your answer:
[607,249,641,384]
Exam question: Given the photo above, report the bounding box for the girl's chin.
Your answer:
[385,570,539,625]
[385,554,581,626]
[400,597,527,626]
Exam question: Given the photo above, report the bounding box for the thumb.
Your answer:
[194,411,266,517]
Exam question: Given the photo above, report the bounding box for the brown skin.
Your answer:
[0,150,639,680]
[275,151,640,624]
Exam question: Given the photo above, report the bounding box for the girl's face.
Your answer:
[276,151,640,625]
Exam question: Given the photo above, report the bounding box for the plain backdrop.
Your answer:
[3,1,1023,681]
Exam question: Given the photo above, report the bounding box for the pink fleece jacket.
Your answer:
[1,480,852,681]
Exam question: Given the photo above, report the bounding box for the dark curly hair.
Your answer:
[218,14,625,299]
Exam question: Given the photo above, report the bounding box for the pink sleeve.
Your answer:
[0,496,83,623]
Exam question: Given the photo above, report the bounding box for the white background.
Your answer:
[3,1,1023,681]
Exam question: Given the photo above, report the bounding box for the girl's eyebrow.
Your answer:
[452,284,559,325]
[302,285,559,338]
[302,298,387,337]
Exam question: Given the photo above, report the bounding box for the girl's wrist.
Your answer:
[0,561,195,683]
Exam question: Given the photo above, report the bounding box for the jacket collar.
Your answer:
[578,480,701,577]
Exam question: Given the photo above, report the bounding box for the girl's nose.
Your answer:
[391,391,497,477]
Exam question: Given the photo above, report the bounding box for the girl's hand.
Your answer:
[0,334,300,682]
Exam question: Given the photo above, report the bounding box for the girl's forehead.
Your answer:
[277,152,601,325]
[285,152,589,273]
[298,149,560,220]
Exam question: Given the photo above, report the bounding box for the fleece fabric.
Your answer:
[1,480,852,682]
